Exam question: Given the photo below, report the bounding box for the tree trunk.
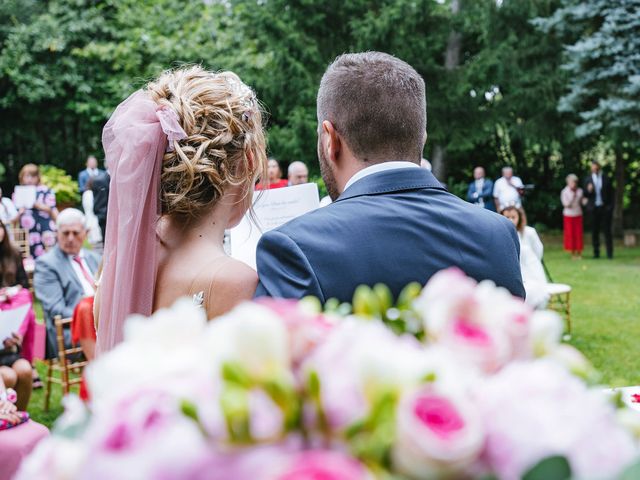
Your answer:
[432,0,461,181]
[613,148,625,236]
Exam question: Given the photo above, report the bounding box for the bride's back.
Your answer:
[147,66,267,320]
[97,65,268,352]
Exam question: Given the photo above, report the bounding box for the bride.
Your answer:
[96,66,267,353]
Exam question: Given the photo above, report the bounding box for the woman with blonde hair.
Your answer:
[560,173,584,259]
[96,66,267,353]
[14,164,58,258]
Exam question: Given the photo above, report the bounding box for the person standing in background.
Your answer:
[14,164,58,259]
[256,158,288,189]
[287,161,309,186]
[561,173,584,259]
[88,170,110,242]
[466,166,495,211]
[78,156,104,193]
[583,161,614,259]
[493,166,524,212]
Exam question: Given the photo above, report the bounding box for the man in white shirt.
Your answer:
[255,52,524,302]
[493,166,524,212]
[34,209,101,358]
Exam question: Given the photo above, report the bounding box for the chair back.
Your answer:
[8,226,30,259]
[44,316,88,410]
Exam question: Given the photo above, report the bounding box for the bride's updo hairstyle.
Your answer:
[147,66,267,221]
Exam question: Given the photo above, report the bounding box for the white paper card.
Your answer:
[230,183,320,270]
[13,186,37,209]
[0,304,30,341]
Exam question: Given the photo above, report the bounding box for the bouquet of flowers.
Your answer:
[17,269,640,479]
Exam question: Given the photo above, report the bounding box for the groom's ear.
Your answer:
[322,120,341,165]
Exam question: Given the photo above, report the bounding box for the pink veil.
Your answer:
[97,90,183,354]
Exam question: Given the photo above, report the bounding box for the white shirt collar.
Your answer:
[344,161,420,191]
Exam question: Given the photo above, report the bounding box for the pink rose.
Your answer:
[392,385,484,479]
[78,388,214,480]
[302,319,432,431]
[274,450,372,480]
[417,268,534,374]
[256,298,334,367]
[475,360,637,480]
[33,245,44,257]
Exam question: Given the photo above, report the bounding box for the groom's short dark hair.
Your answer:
[317,51,426,163]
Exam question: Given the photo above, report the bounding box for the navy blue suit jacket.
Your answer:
[255,168,524,303]
[466,178,496,211]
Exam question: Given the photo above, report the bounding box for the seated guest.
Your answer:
[0,335,32,411]
[288,161,309,186]
[34,209,100,359]
[0,187,19,228]
[501,206,549,309]
[0,377,48,480]
[0,222,39,385]
[256,158,288,189]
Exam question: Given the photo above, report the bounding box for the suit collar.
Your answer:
[335,167,445,203]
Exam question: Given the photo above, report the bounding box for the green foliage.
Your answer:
[39,164,80,205]
[0,0,638,228]
[522,455,571,480]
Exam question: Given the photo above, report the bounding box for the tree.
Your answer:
[534,0,640,231]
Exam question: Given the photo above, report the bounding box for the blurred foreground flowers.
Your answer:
[17,269,640,479]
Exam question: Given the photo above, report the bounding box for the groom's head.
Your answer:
[317,52,427,200]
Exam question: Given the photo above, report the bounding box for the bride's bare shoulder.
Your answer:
[204,257,258,319]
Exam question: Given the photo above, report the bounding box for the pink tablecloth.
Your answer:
[0,420,49,480]
[0,288,38,363]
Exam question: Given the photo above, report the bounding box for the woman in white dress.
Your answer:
[501,206,549,309]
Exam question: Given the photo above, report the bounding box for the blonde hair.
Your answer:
[147,66,267,221]
[18,163,40,184]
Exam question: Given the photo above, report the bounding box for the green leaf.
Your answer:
[396,282,423,310]
[618,459,640,480]
[522,456,571,480]
[373,283,393,316]
[221,361,252,389]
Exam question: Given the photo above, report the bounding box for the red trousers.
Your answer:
[563,215,583,252]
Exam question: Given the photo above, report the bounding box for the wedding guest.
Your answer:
[14,164,58,258]
[583,161,614,259]
[33,208,100,359]
[0,223,38,378]
[89,170,110,240]
[288,161,309,186]
[0,187,19,227]
[78,155,105,193]
[501,206,549,309]
[0,378,48,480]
[255,52,524,302]
[561,173,584,259]
[81,181,103,248]
[493,166,524,212]
[0,334,33,411]
[466,166,495,211]
[256,158,288,189]
[96,66,267,353]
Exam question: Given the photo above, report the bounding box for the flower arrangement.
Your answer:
[17,269,640,479]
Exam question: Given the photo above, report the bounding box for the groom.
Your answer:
[255,52,524,302]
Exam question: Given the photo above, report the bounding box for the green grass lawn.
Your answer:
[541,233,640,385]
[24,234,640,429]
